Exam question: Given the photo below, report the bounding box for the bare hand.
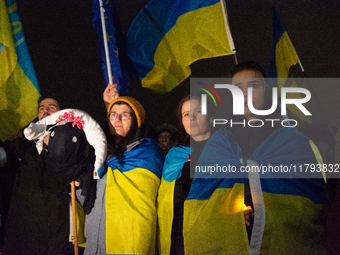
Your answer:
[244,209,254,226]
[103,83,119,109]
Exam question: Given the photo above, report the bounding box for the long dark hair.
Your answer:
[106,101,138,157]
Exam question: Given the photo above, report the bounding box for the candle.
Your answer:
[244,204,252,210]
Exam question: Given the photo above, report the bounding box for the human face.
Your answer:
[158,131,170,151]
[182,99,211,141]
[231,69,266,121]
[109,104,132,137]
[38,98,60,120]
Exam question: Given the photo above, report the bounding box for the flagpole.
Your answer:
[71,181,78,255]
[234,53,238,65]
[99,0,113,85]
[220,0,237,64]
[298,60,305,73]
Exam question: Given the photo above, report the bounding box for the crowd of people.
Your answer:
[0,61,337,255]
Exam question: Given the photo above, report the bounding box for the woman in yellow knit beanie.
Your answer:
[85,88,164,255]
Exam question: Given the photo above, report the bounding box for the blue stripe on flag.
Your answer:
[127,0,220,79]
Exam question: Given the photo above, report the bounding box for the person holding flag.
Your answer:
[84,96,163,255]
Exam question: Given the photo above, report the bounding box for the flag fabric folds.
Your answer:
[184,127,326,254]
[269,8,311,123]
[157,146,191,255]
[127,0,235,94]
[0,0,40,141]
[92,0,130,96]
[104,139,163,254]
[269,8,299,79]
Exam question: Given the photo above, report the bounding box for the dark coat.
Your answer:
[3,140,73,255]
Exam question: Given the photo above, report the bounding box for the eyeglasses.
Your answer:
[109,112,131,121]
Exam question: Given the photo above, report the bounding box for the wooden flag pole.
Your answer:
[234,53,238,65]
[71,181,78,255]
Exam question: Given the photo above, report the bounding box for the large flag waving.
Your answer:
[127,0,236,94]
[269,8,311,123]
[92,0,131,96]
[0,0,40,141]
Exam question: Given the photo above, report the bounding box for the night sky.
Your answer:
[15,0,340,133]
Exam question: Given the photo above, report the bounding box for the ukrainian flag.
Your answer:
[0,0,40,141]
[127,0,235,94]
[184,128,326,254]
[102,138,163,254]
[269,8,311,123]
[157,145,191,255]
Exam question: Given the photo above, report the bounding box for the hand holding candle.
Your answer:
[244,204,254,226]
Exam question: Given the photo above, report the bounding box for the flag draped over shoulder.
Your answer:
[127,0,235,94]
[269,8,311,123]
[0,0,40,141]
[92,0,130,96]
[184,128,326,254]
[157,146,191,254]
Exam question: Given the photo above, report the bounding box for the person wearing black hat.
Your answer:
[84,96,163,255]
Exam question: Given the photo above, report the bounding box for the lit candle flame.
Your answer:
[244,204,252,210]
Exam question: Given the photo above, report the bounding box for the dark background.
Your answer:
[16,0,340,132]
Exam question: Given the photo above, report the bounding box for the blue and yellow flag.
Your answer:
[0,0,40,141]
[104,138,163,254]
[157,146,191,255]
[269,8,300,79]
[269,8,311,123]
[92,0,131,95]
[184,127,326,254]
[127,0,235,94]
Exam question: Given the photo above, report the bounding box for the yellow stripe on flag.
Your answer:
[275,32,299,79]
[0,0,40,141]
[184,184,249,255]
[106,167,159,254]
[0,0,17,85]
[157,177,176,255]
[276,32,312,123]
